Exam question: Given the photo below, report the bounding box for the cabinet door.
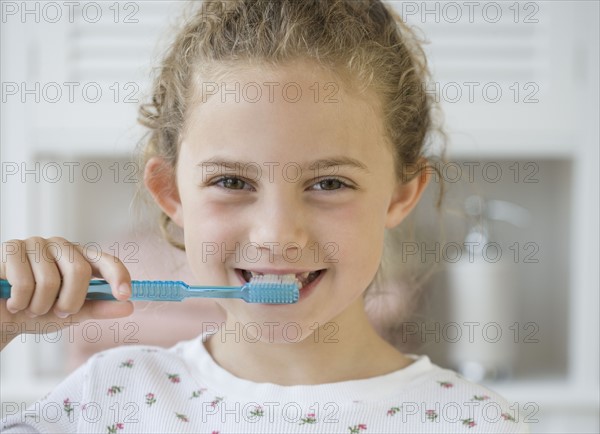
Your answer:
[391,1,579,157]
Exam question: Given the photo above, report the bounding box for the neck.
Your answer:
[204,298,413,385]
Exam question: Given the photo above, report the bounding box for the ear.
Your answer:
[144,156,184,228]
[385,160,431,229]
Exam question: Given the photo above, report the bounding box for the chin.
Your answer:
[226,318,319,345]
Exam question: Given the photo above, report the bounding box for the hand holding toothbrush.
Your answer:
[0,237,134,351]
[0,237,299,351]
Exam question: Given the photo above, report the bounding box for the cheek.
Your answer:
[180,198,246,279]
[323,200,385,270]
[180,183,244,238]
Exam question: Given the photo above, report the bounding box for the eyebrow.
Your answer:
[197,156,369,173]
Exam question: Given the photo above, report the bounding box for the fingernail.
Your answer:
[54,310,70,319]
[25,309,38,318]
[6,306,18,314]
[118,283,131,296]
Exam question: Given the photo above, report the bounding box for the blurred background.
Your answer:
[1,1,598,432]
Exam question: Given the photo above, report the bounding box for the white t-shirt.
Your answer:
[1,333,530,433]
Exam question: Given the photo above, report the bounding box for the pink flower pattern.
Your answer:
[106,422,124,433]
[175,412,189,422]
[462,418,476,428]
[425,409,438,421]
[210,396,224,408]
[386,406,402,416]
[190,388,208,399]
[248,405,264,418]
[120,359,134,368]
[501,412,516,422]
[107,386,123,396]
[63,398,73,416]
[77,373,519,431]
[5,341,524,434]
[348,423,367,433]
[145,393,156,406]
[167,373,181,383]
[299,412,317,425]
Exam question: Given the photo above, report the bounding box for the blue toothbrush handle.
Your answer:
[0,279,188,301]
[0,279,11,299]
[92,280,249,301]
[89,280,188,301]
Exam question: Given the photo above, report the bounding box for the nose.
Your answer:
[248,191,309,258]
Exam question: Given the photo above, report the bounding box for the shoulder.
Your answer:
[85,335,200,370]
[0,337,207,433]
[66,336,204,390]
[420,362,508,401]
[69,338,205,413]
[384,356,531,433]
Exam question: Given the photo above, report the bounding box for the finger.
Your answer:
[24,238,62,317]
[2,239,35,314]
[49,238,93,318]
[74,244,132,301]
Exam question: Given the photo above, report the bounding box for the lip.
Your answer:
[235,267,318,275]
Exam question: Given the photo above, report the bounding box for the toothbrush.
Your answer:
[0,275,299,304]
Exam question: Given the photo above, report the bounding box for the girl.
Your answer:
[1,1,528,432]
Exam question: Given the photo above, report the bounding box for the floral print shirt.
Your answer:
[1,333,530,433]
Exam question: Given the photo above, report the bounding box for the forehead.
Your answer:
[182,61,388,158]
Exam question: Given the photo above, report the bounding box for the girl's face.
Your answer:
[155,61,424,343]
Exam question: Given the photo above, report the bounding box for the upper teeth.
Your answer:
[243,270,320,288]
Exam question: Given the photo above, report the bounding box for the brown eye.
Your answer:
[313,178,353,191]
[319,179,342,190]
[215,177,248,190]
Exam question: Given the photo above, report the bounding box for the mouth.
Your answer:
[235,268,325,289]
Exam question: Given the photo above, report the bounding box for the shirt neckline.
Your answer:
[176,332,436,404]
